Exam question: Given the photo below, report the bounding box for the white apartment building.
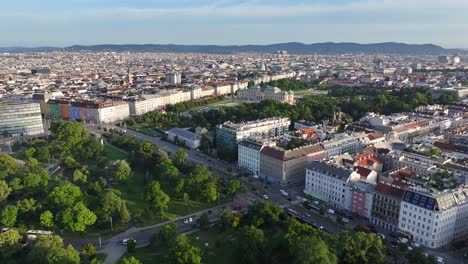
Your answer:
[216,117,290,149]
[398,187,468,248]
[129,96,162,116]
[321,133,365,159]
[305,161,378,209]
[238,140,266,175]
[98,102,130,123]
[305,161,352,208]
[165,73,182,84]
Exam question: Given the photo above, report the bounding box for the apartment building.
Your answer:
[260,144,325,186]
[238,139,271,176]
[321,133,365,159]
[305,161,352,208]
[48,100,129,124]
[398,186,468,248]
[216,117,290,150]
[371,182,405,232]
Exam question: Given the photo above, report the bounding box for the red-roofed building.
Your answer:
[370,182,406,232]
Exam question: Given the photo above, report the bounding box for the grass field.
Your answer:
[123,226,236,264]
[294,88,328,96]
[104,145,128,161]
[116,169,219,227]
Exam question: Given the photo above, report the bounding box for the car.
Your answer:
[263,185,269,190]
[327,209,335,214]
[122,238,136,246]
[313,200,320,205]
[253,174,259,179]
[408,246,413,251]
[263,194,269,200]
[390,241,398,248]
[411,242,421,248]
[280,189,288,197]
[305,213,311,218]
[183,217,193,224]
[436,256,444,264]
[398,237,409,244]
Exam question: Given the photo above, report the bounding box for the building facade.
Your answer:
[238,140,265,175]
[216,117,290,150]
[371,182,405,232]
[260,144,325,186]
[237,85,294,104]
[0,102,44,136]
[398,187,468,248]
[167,128,201,149]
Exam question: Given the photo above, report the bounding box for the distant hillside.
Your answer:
[0,42,464,55]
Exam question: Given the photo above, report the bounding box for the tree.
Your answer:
[82,243,97,259]
[127,239,136,253]
[61,202,97,232]
[100,190,123,223]
[407,248,437,264]
[27,235,64,264]
[0,180,11,202]
[115,160,131,182]
[334,231,384,264]
[72,169,88,184]
[218,208,234,230]
[173,148,188,167]
[226,179,243,200]
[196,212,209,228]
[245,201,282,228]
[46,244,81,264]
[292,236,337,264]
[48,182,83,209]
[159,222,178,245]
[0,153,17,179]
[167,234,202,264]
[117,257,142,264]
[119,202,131,225]
[1,205,18,227]
[40,210,54,228]
[24,147,36,159]
[234,225,266,264]
[49,121,90,157]
[145,181,170,214]
[0,229,21,258]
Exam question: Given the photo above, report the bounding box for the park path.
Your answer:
[100,203,229,264]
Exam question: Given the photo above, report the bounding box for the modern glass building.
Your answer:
[0,102,44,136]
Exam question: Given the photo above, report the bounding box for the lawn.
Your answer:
[294,88,328,96]
[123,246,167,264]
[104,145,128,161]
[116,169,219,227]
[122,226,236,264]
[188,227,236,264]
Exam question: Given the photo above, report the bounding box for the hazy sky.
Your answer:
[1,0,467,48]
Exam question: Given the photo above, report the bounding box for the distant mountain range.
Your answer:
[0,42,464,55]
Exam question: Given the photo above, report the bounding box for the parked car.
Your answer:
[263,194,269,200]
[280,189,288,197]
[436,256,444,264]
[183,217,193,224]
[398,237,409,244]
[411,242,421,248]
[327,209,335,214]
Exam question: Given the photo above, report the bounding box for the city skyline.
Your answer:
[2,0,467,48]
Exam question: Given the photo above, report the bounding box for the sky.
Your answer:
[1,0,467,48]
